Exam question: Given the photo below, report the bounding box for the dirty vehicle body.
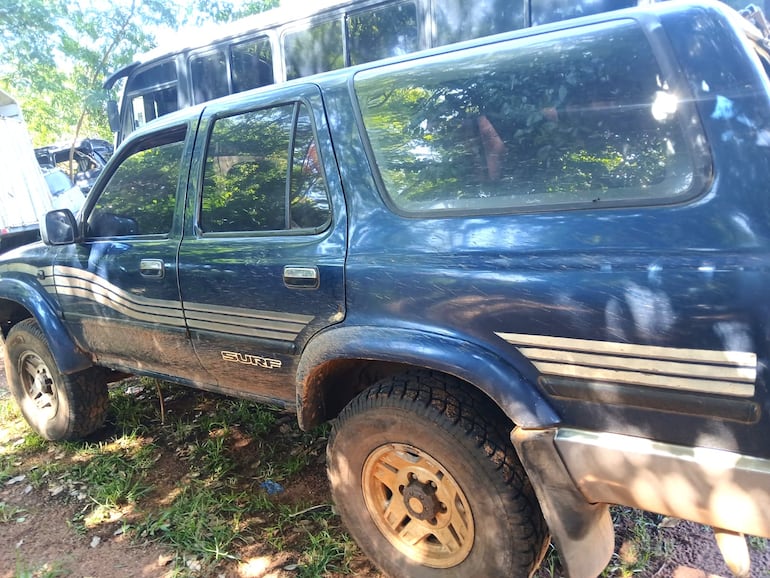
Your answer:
[1,2,770,576]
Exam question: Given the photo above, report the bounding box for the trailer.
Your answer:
[0,90,53,253]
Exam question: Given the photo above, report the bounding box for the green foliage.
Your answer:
[0,1,277,146]
[603,508,672,577]
[358,23,689,213]
[136,479,248,563]
[66,435,157,508]
[13,560,68,578]
[296,516,357,577]
[0,502,26,523]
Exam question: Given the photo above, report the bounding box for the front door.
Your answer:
[53,122,208,383]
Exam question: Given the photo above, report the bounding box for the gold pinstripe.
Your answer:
[496,332,757,398]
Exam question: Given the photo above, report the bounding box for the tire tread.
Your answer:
[331,369,549,575]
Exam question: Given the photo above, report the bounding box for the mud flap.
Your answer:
[512,427,614,578]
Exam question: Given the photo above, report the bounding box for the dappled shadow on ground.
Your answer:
[0,342,767,577]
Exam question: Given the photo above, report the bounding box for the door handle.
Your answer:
[283,266,319,289]
[140,259,165,279]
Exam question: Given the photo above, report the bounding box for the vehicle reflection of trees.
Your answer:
[359,24,687,211]
[201,104,330,234]
[87,144,181,238]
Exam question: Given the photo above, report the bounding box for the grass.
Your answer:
[135,479,248,562]
[0,501,26,523]
[0,379,357,576]
[1,378,769,577]
[13,560,68,578]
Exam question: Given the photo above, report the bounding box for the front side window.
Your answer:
[284,20,344,80]
[201,103,330,234]
[87,130,186,237]
[356,21,705,214]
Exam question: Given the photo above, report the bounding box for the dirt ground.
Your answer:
[0,341,769,578]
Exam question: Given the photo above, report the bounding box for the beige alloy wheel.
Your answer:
[327,371,549,578]
[362,442,474,568]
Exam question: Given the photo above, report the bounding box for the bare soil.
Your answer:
[0,342,768,578]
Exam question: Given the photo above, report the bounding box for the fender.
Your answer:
[0,276,92,374]
[296,324,560,429]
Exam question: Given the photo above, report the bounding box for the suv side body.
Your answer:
[1,2,769,576]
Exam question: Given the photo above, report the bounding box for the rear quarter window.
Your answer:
[355,20,708,215]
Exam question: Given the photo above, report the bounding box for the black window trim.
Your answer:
[197,96,333,238]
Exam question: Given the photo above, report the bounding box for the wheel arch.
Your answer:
[297,326,617,577]
[295,325,560,431]
[0,277,92,374]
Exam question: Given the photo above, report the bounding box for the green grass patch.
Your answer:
[0,381,358,576]
[604,508,672,577]
[13,560,69,578]
[0,501,26,523]
[135,479,249,564]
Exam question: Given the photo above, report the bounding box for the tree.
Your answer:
[0,0,65,87]
[0,1,278,148]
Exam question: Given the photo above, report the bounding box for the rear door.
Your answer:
[178,85,346,404]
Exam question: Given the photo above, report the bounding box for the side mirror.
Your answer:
[41,209,79,246]
[107,100,120,133]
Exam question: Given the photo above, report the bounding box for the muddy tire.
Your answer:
[4,319,108,441]
[327,370,549,578]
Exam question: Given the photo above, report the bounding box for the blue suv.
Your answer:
[1,2,769,576]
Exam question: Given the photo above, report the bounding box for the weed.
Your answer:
[602,508,672,577]
[191,433,236,479]
[61,433,157,529]
[14,433,48,454]
[750,535,769,553]
[109,380,162,434]
[0,460,12,483]
[25,462,64,488]
[0,396,20,423]
[136,479,249,565]
[535,543,562,577]
[13,559,68,578]
[298,527,353,577]
[222,399,280,436]
[0,502,26,523]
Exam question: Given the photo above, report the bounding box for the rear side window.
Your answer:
[231,36,274,93]
[355,21,706,214]
[191,50,229,104]
[432,0,525,46]
[201,102,331,234]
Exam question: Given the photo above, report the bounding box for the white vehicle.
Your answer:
[0,90,53,252]
[42,168,86,215]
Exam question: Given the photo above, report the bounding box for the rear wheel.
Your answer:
[4,319,108,441]
[327,370,549,577]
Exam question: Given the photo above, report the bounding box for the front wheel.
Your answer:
[4,319,108,441]
[327,371,549,577]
